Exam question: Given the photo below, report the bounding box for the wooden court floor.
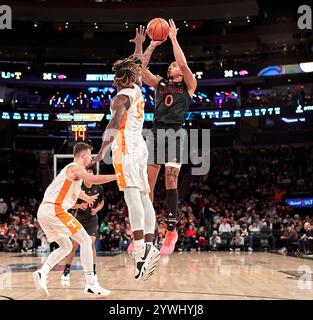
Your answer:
[1,251,313,300]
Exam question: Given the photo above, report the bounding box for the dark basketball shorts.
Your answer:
[75,213,98,237]
[146,127,187,167]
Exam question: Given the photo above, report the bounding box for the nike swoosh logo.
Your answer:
[141,244,151,260]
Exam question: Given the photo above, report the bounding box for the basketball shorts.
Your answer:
[37,203,83,243]
[75,213,98,237]
[112,151,150,193]
[146,127,187,167]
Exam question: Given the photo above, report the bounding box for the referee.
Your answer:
[62,167,104,281]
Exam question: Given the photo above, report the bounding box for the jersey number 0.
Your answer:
[165,94,174,107]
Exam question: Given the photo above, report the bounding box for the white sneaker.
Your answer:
[84,282,111,296]
[61,270,70,281]
[229,248,233,253]
[134,243,160,281]
[33,271,49,296]
[248,247,253,253]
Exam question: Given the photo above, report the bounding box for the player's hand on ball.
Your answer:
[151,38,167,47]
[130,25,146,44]
[168,18,179,40]
[87,193,99,207]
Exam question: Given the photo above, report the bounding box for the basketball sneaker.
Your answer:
[160,229,178,256]
[134,243,160,280]
[84,282,111,296]
[33,270,49,296]
[61,268,70,281]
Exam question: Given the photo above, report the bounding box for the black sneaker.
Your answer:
[61,268,70,281]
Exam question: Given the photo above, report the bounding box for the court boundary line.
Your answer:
[7,285,293,300]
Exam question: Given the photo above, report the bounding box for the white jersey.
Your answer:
[42,162,83,210]
[111,84,147,155]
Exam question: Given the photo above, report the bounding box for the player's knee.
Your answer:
[84,234,92,248]
[61,238,73,255]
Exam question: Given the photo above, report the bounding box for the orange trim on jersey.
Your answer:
[116,113,128,154]
[113,150,127,191]
[55,178,72,205]
[55,205,82,235]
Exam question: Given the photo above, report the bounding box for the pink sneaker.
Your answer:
[127,240,135,256]
[160,229,178,256]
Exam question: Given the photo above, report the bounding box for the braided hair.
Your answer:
[112,55,142,88]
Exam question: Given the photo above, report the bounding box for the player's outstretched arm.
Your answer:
[168,19,197,95]
[130,25,146,60]
[67,165,117,186]
[141,39,166,88]
[91,95,129,164]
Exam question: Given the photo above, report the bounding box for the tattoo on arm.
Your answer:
[142,43,156,68]
[166,168,178,179]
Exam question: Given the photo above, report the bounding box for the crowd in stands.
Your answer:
[0,145,313,258]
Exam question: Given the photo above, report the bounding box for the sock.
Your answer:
[93,264,96,275]
[85,271,95,287]
[166,189,178,218]
[134,239,144,252]
[40,262,52,276]
[166,189,179,231]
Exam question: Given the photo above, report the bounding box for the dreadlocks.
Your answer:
[112,55,142,88]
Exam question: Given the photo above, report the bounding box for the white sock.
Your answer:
[40,262,52,276]
[85,272,95,287]
[134,239,144,253]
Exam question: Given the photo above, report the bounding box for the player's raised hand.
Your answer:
[129,25,146,44]
[168,19,179,40]
[87,193,99,208]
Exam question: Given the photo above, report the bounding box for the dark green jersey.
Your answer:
[154,78,191,128]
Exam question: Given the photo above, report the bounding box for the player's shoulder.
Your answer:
[157,76,166,86]
[112,94,130,109]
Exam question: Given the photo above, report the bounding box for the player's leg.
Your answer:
[147,164,161,203]
[160,163,181,255]
[33,204,75,295]
[71,228,110,295]
[33,236,73,296]
[91,236,97,276]
[124,187,159,280]
[140,190,160,280]
[165,164,181,228]
[62,240,79,281]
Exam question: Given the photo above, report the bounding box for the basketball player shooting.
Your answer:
[132,19,197,255]
[91,56,160,280]
[33,143,116,296]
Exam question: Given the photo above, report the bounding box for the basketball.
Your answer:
[147,18,169,41]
